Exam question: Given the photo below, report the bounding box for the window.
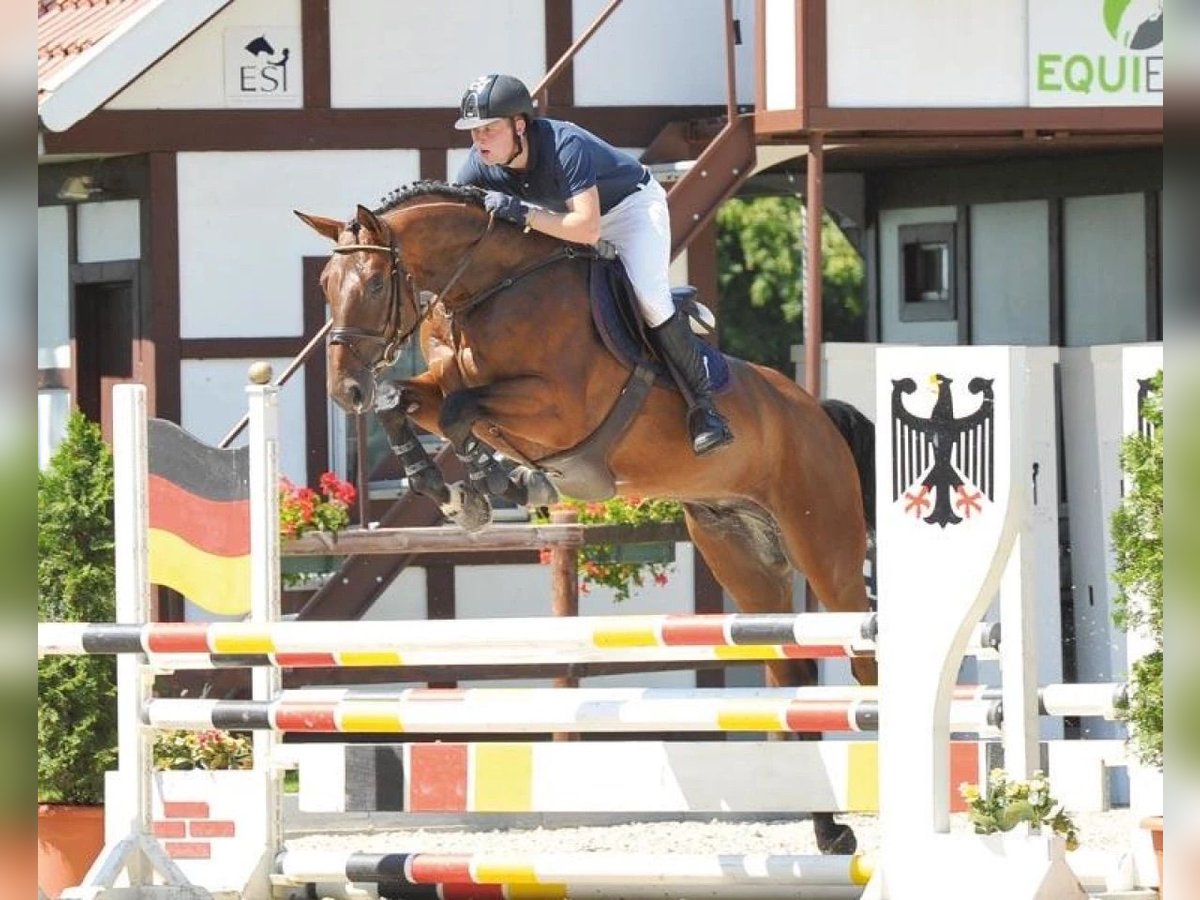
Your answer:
[899,223,956,322]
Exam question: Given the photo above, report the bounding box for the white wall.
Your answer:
[108,0,303,109]
[38,205,70,369]
[179,357,308,483]
[763,0,796,111]
[361,567,426,621]
[38,390,71,470]
[77,199,140,263]
[330,0,543,108]
[1063,193,1148,347]
[571,0,755,106]
[329,0,749,109]
[970,200,1050,345]
[1059,343,1162,753]
[827,0,1027,107]
[176,149,419,338]
[446,146,472,183]
[878,206,959,344]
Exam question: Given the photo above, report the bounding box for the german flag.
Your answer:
[147,419,251,616]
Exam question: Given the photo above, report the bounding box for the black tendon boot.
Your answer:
[650,311,733,455]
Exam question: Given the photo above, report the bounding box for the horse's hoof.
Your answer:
[513,466,560,507]
[812,813,858,855]
[440,482,493,533]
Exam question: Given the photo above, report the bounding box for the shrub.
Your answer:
[960,769,1079,851]
[537,497,682,603]
[38,412,118,804]
[153,729,252,771]
[1111,370,1164,768]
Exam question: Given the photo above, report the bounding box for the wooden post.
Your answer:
[549,507,580,738]
[804,132,825,398]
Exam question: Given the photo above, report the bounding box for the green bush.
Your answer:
[1111,370,1163,768]
[38,412,118,804]
[536,497,682,603]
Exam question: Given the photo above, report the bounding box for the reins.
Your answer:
[449,243,597,319]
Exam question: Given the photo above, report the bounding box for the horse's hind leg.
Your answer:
[684,502,804,687]
[684,502,857,856]
[770,489,878,688]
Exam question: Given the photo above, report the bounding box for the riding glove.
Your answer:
[483,191,531,228]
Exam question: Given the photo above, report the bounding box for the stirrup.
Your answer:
[688,406,733,455]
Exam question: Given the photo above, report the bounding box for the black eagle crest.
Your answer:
[890,374,995,528]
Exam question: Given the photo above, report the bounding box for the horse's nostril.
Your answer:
[334,377,373,414]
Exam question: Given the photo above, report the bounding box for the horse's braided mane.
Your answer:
[374,180,484,215]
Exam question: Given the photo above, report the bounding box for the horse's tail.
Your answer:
[820,399,875,532]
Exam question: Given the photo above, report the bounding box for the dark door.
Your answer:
[73,280,135,441]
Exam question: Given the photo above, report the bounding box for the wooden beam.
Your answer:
[301,0,331,109]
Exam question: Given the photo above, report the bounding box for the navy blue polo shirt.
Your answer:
[455,117,647,215]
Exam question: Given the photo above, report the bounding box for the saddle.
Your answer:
[588,254,731,393]
[529,254,732,502]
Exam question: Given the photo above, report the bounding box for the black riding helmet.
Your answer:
[454,74,534,130]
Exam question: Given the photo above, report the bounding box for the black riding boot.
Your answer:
[650,311,733,455]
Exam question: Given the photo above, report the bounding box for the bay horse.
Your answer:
[297,182,876,854]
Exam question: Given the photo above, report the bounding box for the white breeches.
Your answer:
[598,178,675,328]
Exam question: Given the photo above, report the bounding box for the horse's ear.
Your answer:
[355,204,387,238]
[294,210,343,241]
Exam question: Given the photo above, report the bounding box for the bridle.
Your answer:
[327,209,496,375]
[328,238,410,374]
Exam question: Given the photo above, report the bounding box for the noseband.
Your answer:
[327,212,498,375]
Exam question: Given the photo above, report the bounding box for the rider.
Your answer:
[452,73,733,456]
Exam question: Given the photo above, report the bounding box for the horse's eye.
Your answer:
[366,276,386,297]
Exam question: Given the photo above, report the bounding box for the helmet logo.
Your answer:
[460,75,493,122]
[461,91,481,120]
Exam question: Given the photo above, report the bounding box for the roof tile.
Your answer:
[38,0,157,103]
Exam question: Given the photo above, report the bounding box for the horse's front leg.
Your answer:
[382,374,553,525]
[372,379,452,509]
[439,381,559,511]
[371,376,487,531]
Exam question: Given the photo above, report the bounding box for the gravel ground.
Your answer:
[286,809,1138,856]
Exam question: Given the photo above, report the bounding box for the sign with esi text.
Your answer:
[1029,0,1162,107]
[224,27,302,107]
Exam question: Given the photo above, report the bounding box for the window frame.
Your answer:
[898,222,957,323]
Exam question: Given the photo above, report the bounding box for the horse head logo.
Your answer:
[1103,0,1163,50]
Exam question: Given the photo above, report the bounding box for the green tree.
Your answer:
[1111,371,1163,768]
[716,196,864,373]
[38,412,118,804]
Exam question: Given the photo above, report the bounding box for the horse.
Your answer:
[296,181,877,854]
